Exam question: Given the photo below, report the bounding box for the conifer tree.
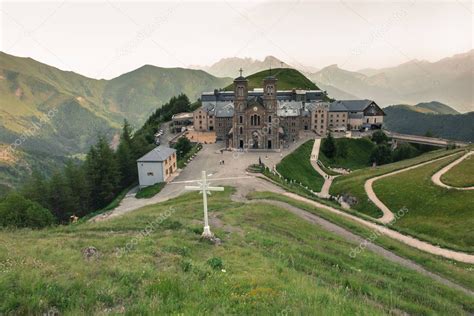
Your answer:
[64,161,91,216]
[85,136,121,209]
[321,133,337,159]
[48,170,76,222]
[117,120,138,187]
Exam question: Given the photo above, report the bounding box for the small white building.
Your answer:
[137,146,177,188]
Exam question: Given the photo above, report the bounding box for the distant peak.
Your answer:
[321,64,339,71]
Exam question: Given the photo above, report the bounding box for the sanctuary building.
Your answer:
[193,72,385,150]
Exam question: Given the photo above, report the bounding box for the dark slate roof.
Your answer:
[330,100,374,112]
[202,90,324,102]
[329,101,349,112]
[137,146,176,162]
[215,103,234,117]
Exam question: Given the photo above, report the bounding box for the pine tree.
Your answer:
[321,133,337,159]
[64,161,91,216]
[86,136,121,209]
[117,120,138,187]
[48,170,76,222]
[21,170,50,210]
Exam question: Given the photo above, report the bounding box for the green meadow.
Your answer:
[276,140,325,192]
[330,148,465,219]
[319,137,375,171]
[440,152,474,187]
[373,154,474,252]
[1,189,472,314]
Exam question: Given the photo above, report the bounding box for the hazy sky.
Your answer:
[1,0,472,79]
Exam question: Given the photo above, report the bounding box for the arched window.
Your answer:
[238,86,244,97]
[250,115,254,125]
[239,126,243,134]
[268,127,271,135]
[257,115,260,125]
[268,115,272,123]
[239,116,243,124]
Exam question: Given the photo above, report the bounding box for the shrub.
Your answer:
[369,144,392,166]
[207,257,224,270]
[392,143,420,162]
[0,193,55,228]
[371,130,389,144]
[174,137,193,159]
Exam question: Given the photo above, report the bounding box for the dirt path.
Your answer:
[310,138,337,198]
[247,198,473,296]
[431,151,474,190]
[90,141,474,264]
[281,191,474,264]
[365,153,461,224]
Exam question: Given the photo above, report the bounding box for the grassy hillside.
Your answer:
[373,153,473,252]
[384,106,474,142]
[319,138,375,171]
[440,153,474,187]
[276,140,324,192]
[389,102,460,115]
[412,101,460,115]
[0,189,472,314]
[104,65,231,124]
[330,148,465,218]
[0,52,231,192]
[224,68,325,93]
[249,191,474,292]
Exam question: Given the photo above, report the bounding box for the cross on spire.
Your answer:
[239,67,243,77]
[185,171,224,238]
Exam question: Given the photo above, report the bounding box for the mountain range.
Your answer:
[191,56,319,79]
[195,51,474,113]
[311,51,473,113]
[0,51,231,194]
[1,50,472,195]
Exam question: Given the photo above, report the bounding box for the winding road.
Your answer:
[91,140,474,266]
[364,152,462,224]
[310,138,337,198]
[431,151,474,190]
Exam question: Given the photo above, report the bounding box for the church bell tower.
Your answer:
[232,68,248,149]
[263,72,278,150]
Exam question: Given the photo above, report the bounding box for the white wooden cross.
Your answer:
[185,171,224,238]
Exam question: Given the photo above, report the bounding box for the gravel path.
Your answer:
[282,191,474,264]
[365,153,461,224]
[431,151,474,190]
[248,198,473,296]
[90,140,474,264]
[310,138,337,198]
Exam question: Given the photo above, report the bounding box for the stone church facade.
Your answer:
[193,72,385,151]
[232,74,279,150]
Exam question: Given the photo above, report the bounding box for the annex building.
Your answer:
[193,72,385,150]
